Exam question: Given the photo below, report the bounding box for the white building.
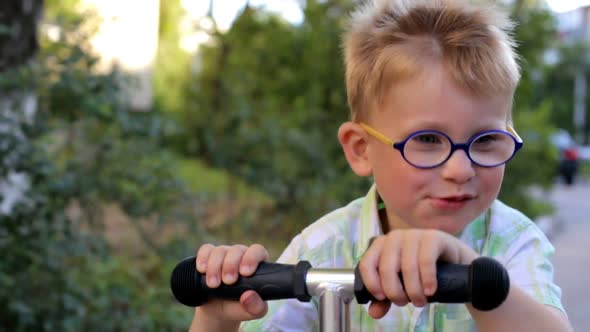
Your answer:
[554,5,590,142]
[556,5,590,43]
[82,0,161,110]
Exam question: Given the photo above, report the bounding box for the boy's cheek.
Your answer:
[478,168,504,198]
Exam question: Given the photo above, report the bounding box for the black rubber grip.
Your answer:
[470,256,511,311]
[354,256,509,311]
[170,256,313,307]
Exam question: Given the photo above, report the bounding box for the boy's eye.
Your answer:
[412,133,443,144]
[471,133,514,154]
[474,134,496,144]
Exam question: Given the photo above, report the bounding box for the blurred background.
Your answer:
[0,0,589,331]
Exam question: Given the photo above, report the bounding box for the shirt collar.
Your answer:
[355,184,383,263]
[354,184,490,262]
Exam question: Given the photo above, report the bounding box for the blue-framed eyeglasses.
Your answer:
[359,122,524,169]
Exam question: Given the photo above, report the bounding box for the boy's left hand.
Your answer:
[357,229,479,319]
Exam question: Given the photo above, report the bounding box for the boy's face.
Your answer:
[366,67,511,235]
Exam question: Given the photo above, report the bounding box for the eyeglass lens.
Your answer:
[404,132,516,167]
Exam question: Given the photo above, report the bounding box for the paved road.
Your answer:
[546,179,590,331]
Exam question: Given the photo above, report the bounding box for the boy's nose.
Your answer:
[440,149,476,183]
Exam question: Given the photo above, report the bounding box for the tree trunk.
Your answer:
[0,0,43,215]
[0,0,43,72]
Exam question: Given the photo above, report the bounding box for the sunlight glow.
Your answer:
[188,0,303,31]
[546,0,590,13]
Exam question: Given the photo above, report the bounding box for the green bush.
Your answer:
[0,7,200,331]
[500,103,558,218]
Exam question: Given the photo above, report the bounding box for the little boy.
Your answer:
[190,0,572,331]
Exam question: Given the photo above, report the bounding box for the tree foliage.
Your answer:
[174,1,369,240]
[0,1,202,330]
[540,42,590,143]
[498,2,560,215]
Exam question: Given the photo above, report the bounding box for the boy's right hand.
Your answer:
[194,243,270,323]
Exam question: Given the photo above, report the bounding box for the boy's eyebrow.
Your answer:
[403,118,511,132]
[404,121,448,132]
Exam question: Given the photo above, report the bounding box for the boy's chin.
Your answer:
[425,221,468,236]
[421,212,478,235]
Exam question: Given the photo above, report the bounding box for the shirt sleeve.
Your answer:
[502,224,565,313]
[240,234,320,332]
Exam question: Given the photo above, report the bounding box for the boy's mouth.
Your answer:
[430,195,476,210]
[439,194,475,201]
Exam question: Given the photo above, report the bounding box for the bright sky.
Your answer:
[186,0,302,30]
[548,0,590,12]
[187,0,590,31]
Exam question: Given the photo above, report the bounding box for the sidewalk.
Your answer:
[541,179,590,331]
[535,214,563,239]
[527,178,590,239]
[529,186,563,239]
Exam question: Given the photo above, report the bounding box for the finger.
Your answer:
[401,231,426,307]
[196,243,215,273]
[239,290,269,318]
[436,231,478,265]
[436,232,461,264]
[240,244,270,276]
[368,300,391,319]
[359,237,386,301]
[418,230,439,296]
[379,233,408,306]
[222,245,248,284]
[206,246,229,288]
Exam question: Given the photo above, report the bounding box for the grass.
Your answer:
[175,158,290,255]
[176,158,272,204]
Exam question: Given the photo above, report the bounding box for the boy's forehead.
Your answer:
[373,73,512,131]
[379,67,513,115]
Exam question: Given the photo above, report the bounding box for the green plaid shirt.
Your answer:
[242,185,564,332]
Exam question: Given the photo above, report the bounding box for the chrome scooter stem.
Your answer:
[306,269,356,332]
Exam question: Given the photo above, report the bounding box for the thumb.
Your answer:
[240,290,268,318]
[204,292,267,322]
[368,300,391,319]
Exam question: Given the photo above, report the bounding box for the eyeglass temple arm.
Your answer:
[506,124,523,143]
[359,123,394,145]
[361,122,524,144]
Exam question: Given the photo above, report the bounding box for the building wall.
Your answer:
[557,6,590,43]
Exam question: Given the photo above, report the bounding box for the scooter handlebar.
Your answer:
[170,256,509,311]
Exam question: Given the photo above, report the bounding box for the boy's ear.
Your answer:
[338,122,372,177]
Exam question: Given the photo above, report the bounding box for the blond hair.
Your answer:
[344,0,520,121]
